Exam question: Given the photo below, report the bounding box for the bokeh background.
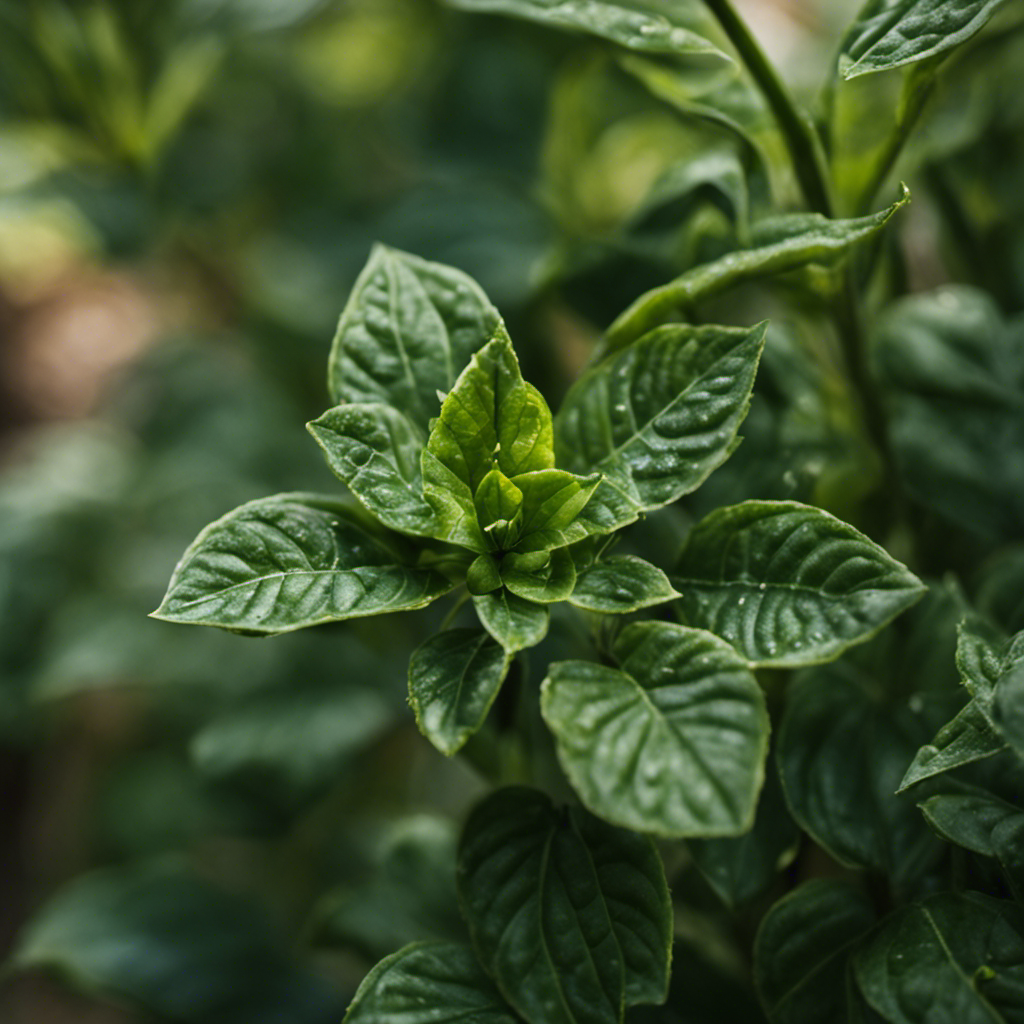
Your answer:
[2,1,1023,1020]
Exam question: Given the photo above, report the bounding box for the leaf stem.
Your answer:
[702,0,834,217]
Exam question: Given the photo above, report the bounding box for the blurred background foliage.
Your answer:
[0,0,1022,1020]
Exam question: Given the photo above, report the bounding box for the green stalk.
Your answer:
[703,0,834,217]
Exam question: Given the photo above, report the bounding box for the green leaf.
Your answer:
[328,244,501,427]
[541,622,769,837]
[9,864,345,1024]
[873,286,1024,542]
[556,323,765,527]
[473,589,549,652]
[673,501,926,668]
[345,942,518,1024]
[440,0,731,62]
[307,405,436,537]
[993,632,1024,759]
[408,629,510,756]
[569,555,680,614]
[688,767,800,908]
[513,468,603,550]
[754,881,876,1024]
[474,467,524,550]
[900,624,1017,791]
[854,893,1024,1024]
[422,331,559,550]
[839,0,1011,79]
[312,818,468,962]
[457,786,672,1024]
[502,547,577,604]
[778,662,944,887]
[467,554,503,595]
[603,188,910,350]
[152,495,454,635]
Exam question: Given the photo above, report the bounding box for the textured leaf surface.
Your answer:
[473,590,549,652]
[688,768,799,908]
[993,632,1024,758]
[873,286,1024,542]
[673,501,925,667]
[569,556,680,614]
[307,405,436,536]
[778,662,943,885]
[153,495,453,634]
[328,245,501,425]
[542,621,769,837]
[754,881,876,1024]
[900,625,1012,790]
[457,786,672,1024]
[840,0,1010,79]
[556,323,765,525]
[854,893,1024,1024]
[441,0,729,61]
[604,189,910,349]
[345,942,518,1024]
[502,547,577,603]
[10,865,345,1024]
[408,629,510,755]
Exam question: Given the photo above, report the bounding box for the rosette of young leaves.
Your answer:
[152,494,454,635]
[673,501,925,668]
[555,322,767,532]
[839,0,1012,79]
[542,621,769,837]
[457,786,672,1024]
[900,625,1024,791]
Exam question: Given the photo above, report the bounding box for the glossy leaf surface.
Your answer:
[473,589,549,652]
[569,556,680,614]
[754,880,876,1024]
[556,323,765,526]
[840,0,1011,79]
[10,865,345,1024]
[673,501,925,667]
[502,547,577,603]
[345,942,518,1024]
[457,786,672,1024]
[854,893,1024,1023]
[307,405,436,536]
[542,621,769,837]
[442,0,729,61]
[153,495,453,634]
[328,245,501,426]
[408,628,510,755]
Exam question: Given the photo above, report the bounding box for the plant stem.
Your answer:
[703,0,834,217]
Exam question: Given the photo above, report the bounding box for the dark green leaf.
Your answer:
[873,286,1024,542]
[457,786,672,1024]
[502,547,577,604]
[901,624,1017,791]
[754,881,876,1024]
[778,662,944,886]
[441,0,730,62]
[569,555,680,614]
[328,245,501,427]
[673,501,925,667]
[604,188,910,349]
[307,405,436,537]
[9,864,345,1024]
[556,323,766,527]
[152,495,454,635]
[473,589,549,652]
[839,0,1011,79]
[312,819,468,962]
[542,622,769,837]
[994,632,1024,759]
[408,629,510,755]
[345,942,518,1024]
[854,893,1024,1023]
[688,767,799,908]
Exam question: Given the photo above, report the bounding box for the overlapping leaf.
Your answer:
[839,0,1011,79]
[569,556,679,614]
[152,494,453,634]
[555,323,766,530]
[457,787,672,1024]
[473,589,549,652]
[542,621,769,837]
[673,501,925,667]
